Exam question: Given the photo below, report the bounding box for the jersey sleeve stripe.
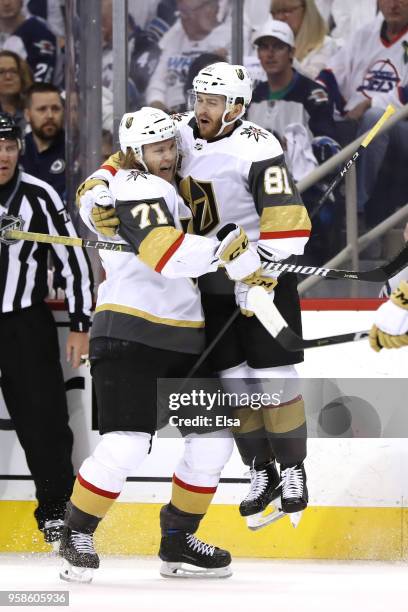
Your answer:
[101,164,118,176]
[155,232,185,273]
[260,229,311,239]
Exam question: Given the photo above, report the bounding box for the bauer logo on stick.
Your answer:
[0,214,24,245]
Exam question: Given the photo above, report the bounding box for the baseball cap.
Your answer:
[252,18,295,48]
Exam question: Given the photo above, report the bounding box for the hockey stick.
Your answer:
[2,229,133,252]
[247,286,369,351]
[313,104,395,215]
[262,240,408,282]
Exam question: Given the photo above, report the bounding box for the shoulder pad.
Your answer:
[234,121,283,161]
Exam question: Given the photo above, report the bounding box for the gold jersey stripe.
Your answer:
[95,303,204,328]
[231,407,264,434]
[262,397,306,434]
[171,482,215,515]
[139,227,184,270]
[71,479,116,518]
[260,205,312,234]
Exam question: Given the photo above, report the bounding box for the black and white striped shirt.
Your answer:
[0,170,93,331]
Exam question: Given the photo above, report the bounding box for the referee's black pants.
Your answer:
[0,302,74,528]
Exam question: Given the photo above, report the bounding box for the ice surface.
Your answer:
[0,553,406,612]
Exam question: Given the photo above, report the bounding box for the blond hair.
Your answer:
[271,0,327,62]
[119,148,145,171]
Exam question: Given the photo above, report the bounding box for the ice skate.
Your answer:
[239,460,283,530]
[159,532,232,578]
[59,527,99,583]
[42,519,64,552]
[280,462,308,528]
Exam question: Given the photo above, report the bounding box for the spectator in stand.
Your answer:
[0,0,57,83]
[318,0,408,226]
[20,82,65,201]
[0,49,32,131]
[314,0,378,46]
[270,0,338,79]
[101,0,140,122]
[25,0,65,38]
[248,18,340,262]
[146,0,250,113]
[248,19,337,180]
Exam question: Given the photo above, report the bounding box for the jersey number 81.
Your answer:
[264,166,292,195]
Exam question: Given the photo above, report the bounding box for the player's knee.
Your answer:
[92,431,151,475]
[182,432,234,475]
[247,364,298,379]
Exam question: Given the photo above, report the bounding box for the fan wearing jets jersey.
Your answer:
[0,112,93,547]
[60,107,262,583]
[77,63,311,530]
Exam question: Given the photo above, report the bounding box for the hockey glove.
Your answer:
[76,177,107,208]
[79,185,119,238]
[215,223,261,281]
[369,280,408,351]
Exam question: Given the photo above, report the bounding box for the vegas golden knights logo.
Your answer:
[125,116,133,129]
[179,176,220,235]
[236,68,245,80]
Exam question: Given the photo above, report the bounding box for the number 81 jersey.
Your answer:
[175,112,311,262]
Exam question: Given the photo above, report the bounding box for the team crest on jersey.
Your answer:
[0,214,24,245]
[357,60,400,96]
[126,170,148,181]
[308,87,329,104]
[240,126,268,142]
[33,39,55,56]
[403,41,408,65]
[50,158,65,174]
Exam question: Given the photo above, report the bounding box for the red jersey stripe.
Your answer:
[173,474,217,494]
[260,230,311,239]
[77,472,120,499]
[155,234,185,273]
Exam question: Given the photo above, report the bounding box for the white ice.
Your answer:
[0,553,407,612]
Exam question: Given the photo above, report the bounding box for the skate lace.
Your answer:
[71,531,95,555]
[186,534,215,556]
[280,466,303,500]
[243,467,268,501]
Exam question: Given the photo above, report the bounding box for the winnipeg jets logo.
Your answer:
[33,39,55,56]
[240,126,268,142]
[0,214,24,245]
[357,59,400,96]
[127,170,148,181]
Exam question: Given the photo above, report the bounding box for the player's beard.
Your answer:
[196,115,223,140]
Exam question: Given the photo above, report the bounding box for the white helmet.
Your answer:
[192,62,252,135]
[119,107,176,168]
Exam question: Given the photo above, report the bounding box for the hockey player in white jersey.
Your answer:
[59,107,262,582]
[77,63,311,530]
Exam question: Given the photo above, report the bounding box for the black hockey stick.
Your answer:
[248,286,370,351]
[313,104,395,214]
[262,241,408,283]
[2,229,133,252]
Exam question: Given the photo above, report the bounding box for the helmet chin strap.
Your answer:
[215,101,246,137]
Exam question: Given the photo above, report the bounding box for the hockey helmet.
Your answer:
[192,62,252,135]
[119,107,177,167]
[0,112,22,150]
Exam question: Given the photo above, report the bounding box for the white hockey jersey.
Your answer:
[91,168,219,354]
[318,15,408,112]
[174,112,310,248]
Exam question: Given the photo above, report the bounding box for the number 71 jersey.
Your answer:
[175,113,311,261]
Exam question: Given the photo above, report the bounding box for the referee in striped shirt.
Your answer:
[0,112,93,545]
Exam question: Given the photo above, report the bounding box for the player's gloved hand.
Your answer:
[79,185,119,237]
[215,223,261,281]
[76,177,107,208]
[369,280,408,351]
[234,273,277,317]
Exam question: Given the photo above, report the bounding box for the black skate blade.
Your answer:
[59,560,94,583]
[160,561,232,579]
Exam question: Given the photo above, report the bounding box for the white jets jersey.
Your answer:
[91,168,218,354]
[319,15,408,112]
[173,112,311,293]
